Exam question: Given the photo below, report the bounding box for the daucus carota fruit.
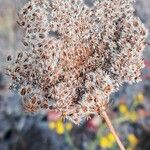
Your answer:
[6,0,148,149]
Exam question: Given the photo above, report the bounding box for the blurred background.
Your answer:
[0,0,150,150]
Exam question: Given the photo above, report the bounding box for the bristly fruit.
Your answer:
[6,0,148,124]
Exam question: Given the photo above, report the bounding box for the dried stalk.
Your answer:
[101,111,125,150]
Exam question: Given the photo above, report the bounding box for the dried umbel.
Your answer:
[6,0,148,149]
[7,0,148,123]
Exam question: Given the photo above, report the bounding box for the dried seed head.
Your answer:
[7,0,148,124]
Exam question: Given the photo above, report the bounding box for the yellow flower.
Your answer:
[107,133,116,144]
[65,122,73,131]
[135,92,144,103]
[48,121,56,130]
[128,111,138,122]
[99,137,112,148]
[119,103,128,115]
[126,147,132,150]
[128,134,138,146]
[56,120,65,135]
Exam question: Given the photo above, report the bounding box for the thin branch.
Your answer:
[101,111,126,150]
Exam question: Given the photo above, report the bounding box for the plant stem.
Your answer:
[101,111,126,150]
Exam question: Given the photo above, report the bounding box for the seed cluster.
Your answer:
[6,0,147,124]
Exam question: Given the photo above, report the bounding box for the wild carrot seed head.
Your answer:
[6,0,148,124]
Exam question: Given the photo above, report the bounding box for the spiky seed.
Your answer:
[20,88,26,95]
[7,55,12,61]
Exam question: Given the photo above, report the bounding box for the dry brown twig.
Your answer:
[101,111,125,150]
